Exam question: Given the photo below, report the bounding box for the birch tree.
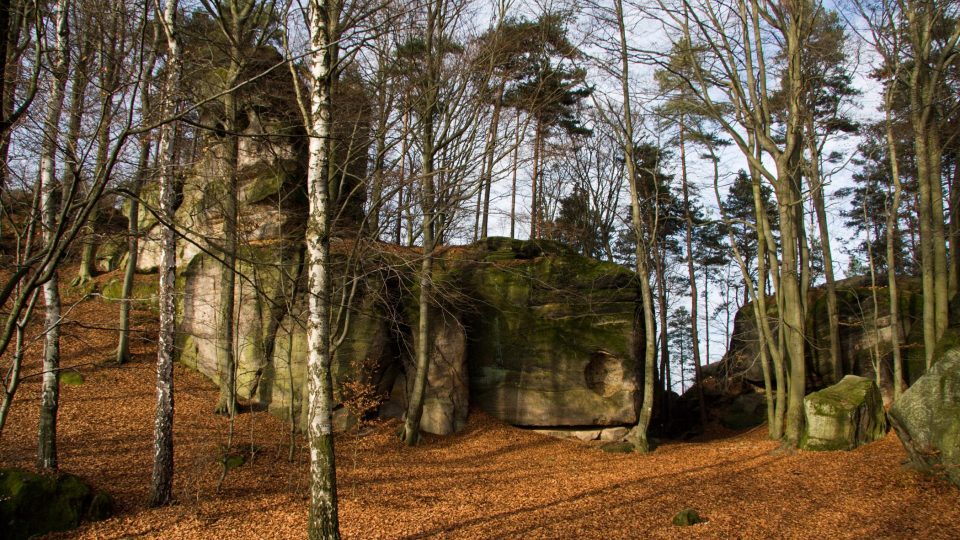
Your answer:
[304,0,341,534]
[149,0,183,508]
[36,0,71,471]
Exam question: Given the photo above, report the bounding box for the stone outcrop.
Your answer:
[462,238,641,428]
[889,331,960,488]
[169,229,642,436]
[800,375,887,451]
[711,276,926,401]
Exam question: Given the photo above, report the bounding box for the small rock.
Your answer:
[533,428,601,441]
[599,427,630,441]
[672,508,706,526]
[600,441,635,453]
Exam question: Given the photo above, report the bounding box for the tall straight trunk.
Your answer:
[613,0,654,452]
[748,152,785,439]
[775,166,806,447]
[928,122,948,338]
[37,0,70,472]
[118,42,157,363]
[906,3,958,367]
[884,87,905,400]
[480,83,504,240]
[117,141,151,363]
[149,0,182,508]
[0,0,25,208]
[806,120,842,383]
[215,83,240,417]
[402,0,439,447]
[656,256,670,419]
[305,0,341,537]
[395,106,409,245]
[529,119,542,240]
[77,21,121,286]
[510,109,520,239]
[679,122,706,429]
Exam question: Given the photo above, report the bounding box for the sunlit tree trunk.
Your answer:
[149,0,182,508]
[305,0,341,536]
[37,0,70,472]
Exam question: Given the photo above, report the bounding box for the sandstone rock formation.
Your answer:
[889,332,960,488]
[800,375,887,451]
[711,276,926,401]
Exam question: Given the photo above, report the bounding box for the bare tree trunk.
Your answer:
[806,119,842,384]
[883,84,906,401]
[304,0,341,536]
[117,141,150,364]
[37,0,70,472]
[402,0,439,447]
[149,0,182,508]
[612,0,654,452]
[480,83,504,240]
[679,121,706,429]
[510,109,520,239]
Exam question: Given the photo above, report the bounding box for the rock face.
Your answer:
[169,231,642,435]
[713,277,926,401]
[889,334,960,488]
[800,375,887,451]
[462,238,641,428]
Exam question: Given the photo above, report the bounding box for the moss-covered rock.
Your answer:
[712,277,925,400]
[102,277,158,312]
[672,508,706,526]
[889,333,960,488]
[800,375,887,451]
[462,239,641,427]
[0,468,112,540]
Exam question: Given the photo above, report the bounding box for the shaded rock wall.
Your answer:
[711,276,927,400]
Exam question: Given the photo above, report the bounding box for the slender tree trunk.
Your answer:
[679,122,706,429]
[402,0,439,447]
[117,141,151,364]
[529,119,542,240]
[149,0,182,508]
[480,83,504,240]
[37,0,70,472]
[215,81,240,417]
[806,120,842,383]
[613,0,654,452]
[510,109,520,239]
[305,0,341,536]
[883,86,905,401]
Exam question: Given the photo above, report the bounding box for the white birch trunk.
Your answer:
[37,0,70,472]
[149,0,181,508]
[305,0,340,536]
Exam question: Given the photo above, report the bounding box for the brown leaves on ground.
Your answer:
[2,271,959,539]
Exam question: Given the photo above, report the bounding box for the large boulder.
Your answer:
[889,336,960,488]
[800,375,887,451]
[0,468,113,540]
[462,238,641,427]
[389,306,469,436]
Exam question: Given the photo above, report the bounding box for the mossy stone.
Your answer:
[889,339,960,488]
[600,441,636,453]
[672,508,706,526]
[800,375,887,451]
[60,371,84,386]
[0,468,104,540]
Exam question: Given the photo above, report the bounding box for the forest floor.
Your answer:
[2,270,960,539]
